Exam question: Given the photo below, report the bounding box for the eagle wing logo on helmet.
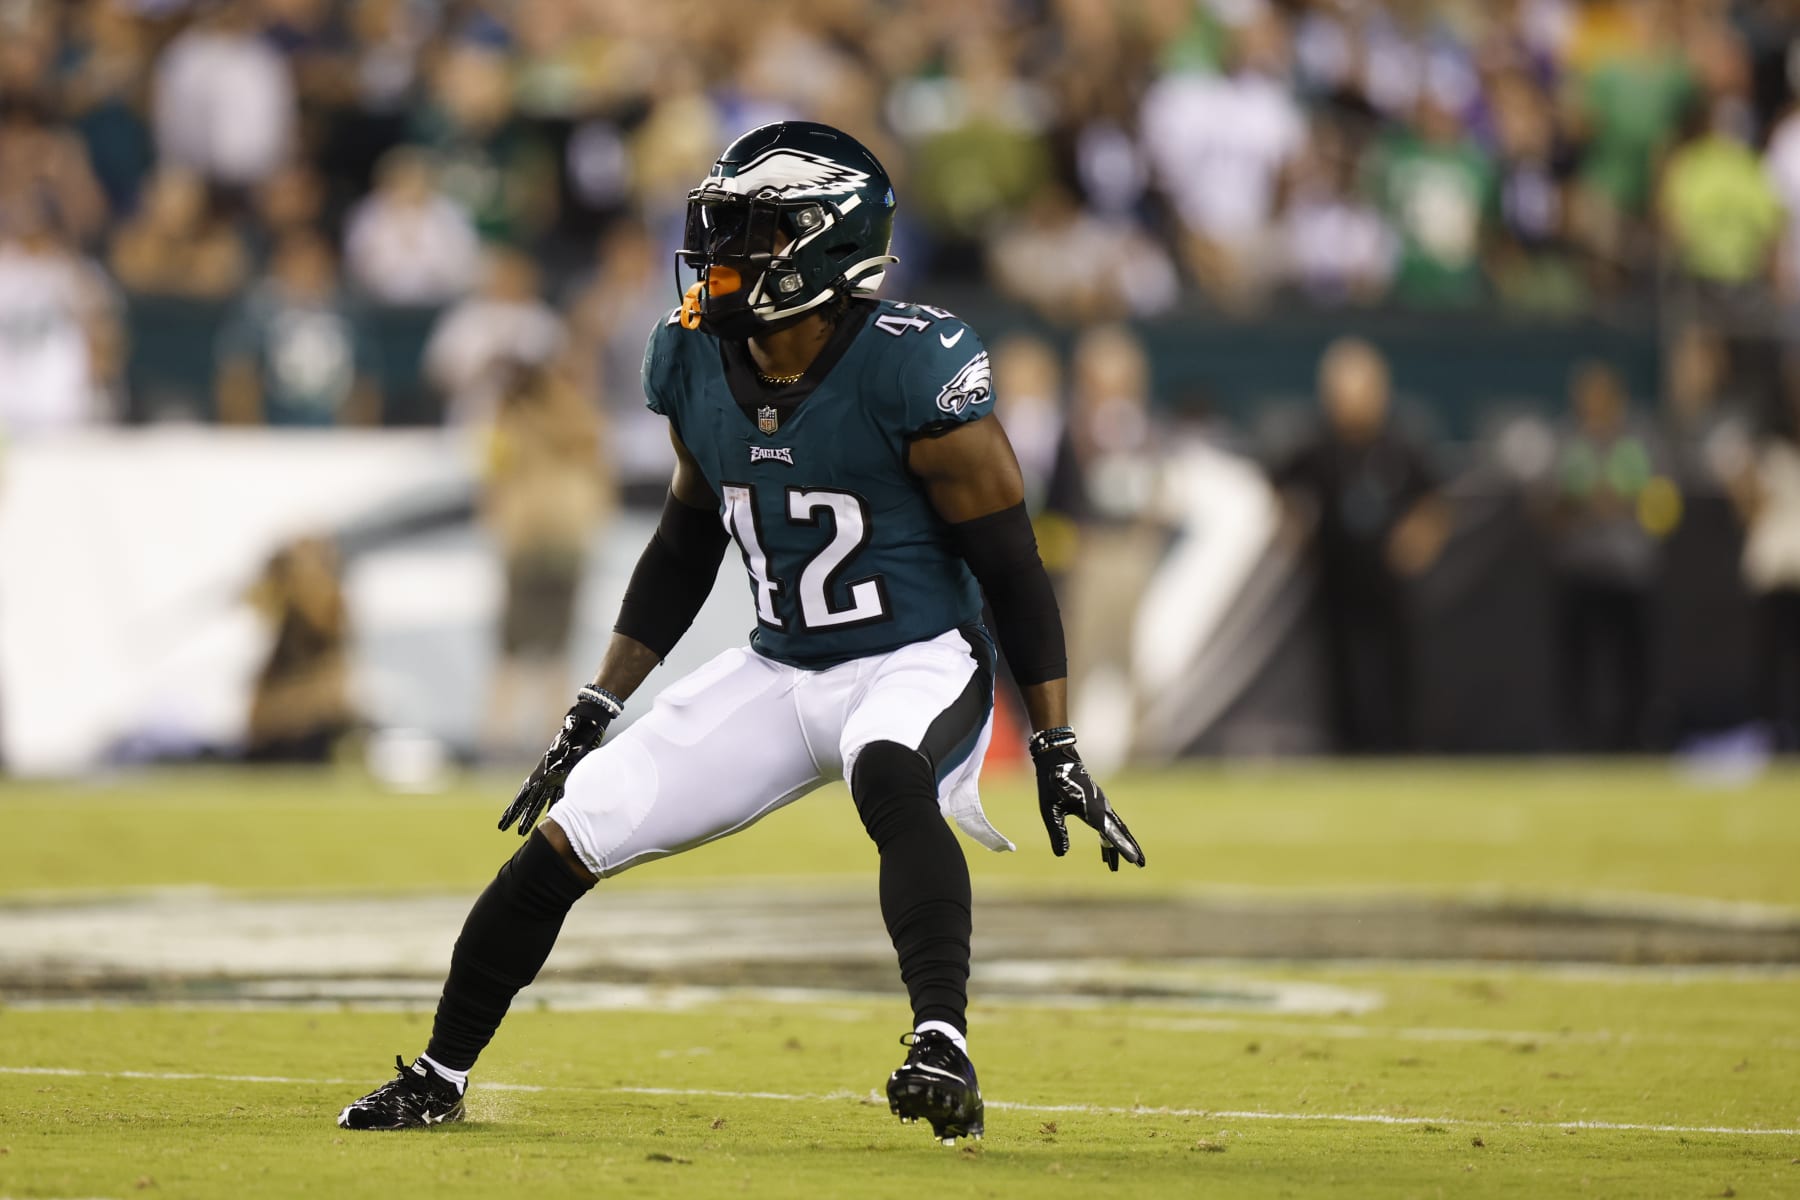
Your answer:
[712,148,872,199]
[935,351,992,417]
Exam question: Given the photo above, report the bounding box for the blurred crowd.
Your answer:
[985,321,1800,757]
[3,0,1800,761]
[6,0,1800,440]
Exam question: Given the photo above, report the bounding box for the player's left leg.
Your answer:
[836,626,995,1143]
[852,742,985,1145]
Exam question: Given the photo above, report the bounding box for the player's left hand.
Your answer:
[1028,727,1146,871]
[497,686,622,835]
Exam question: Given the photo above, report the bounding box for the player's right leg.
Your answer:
[337,646,824,1129]
[337,822,591,1131]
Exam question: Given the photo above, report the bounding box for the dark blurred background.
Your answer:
[2,0,1799,775]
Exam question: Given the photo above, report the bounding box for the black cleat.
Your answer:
[337,1056,466,1130]
[886,1030,984,1145]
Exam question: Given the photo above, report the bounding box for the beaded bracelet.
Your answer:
[576,685,624,719]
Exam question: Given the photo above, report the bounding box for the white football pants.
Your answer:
[547,627,1013,879]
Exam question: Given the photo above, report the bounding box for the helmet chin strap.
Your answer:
[694,264,844,341]
[684,233,882,341]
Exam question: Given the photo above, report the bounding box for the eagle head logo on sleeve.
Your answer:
[934,351,992,417]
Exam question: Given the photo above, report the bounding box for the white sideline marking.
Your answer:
[5,1066,1797,1138]
[1120,1014,1800,1051]
[0,1066,370,1086]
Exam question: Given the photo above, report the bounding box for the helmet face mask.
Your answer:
[675,122,897,340]
[678,192,835,339]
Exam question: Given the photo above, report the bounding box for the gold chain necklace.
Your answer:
[757,368,805,386]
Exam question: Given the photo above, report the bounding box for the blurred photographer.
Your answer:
[246,536,354,762]
[480,360,612,760]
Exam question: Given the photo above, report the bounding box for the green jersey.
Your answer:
[642,297,996,669]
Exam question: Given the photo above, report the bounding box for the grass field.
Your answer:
[3,762,1798,1198]
[7,761,1799,902]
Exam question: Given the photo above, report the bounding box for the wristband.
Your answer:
[1028,726,1076,756]
[576,685,624,720]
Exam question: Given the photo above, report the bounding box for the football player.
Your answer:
[338,121,1145,1144]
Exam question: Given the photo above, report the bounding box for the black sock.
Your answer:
[423,829,594,1073]
[850,741,972,1034]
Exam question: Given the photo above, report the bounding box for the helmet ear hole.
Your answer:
[826,242,858,260]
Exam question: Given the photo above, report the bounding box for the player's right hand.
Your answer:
[497,686,622,835]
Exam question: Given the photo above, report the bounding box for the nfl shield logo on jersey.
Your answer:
[757,405,780,434]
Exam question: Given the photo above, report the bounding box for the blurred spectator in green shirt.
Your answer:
[408,39,555,245]
[1659,106,1783,286]
[1371,96,1495,307]
[216,229,381,426]
[1572,0,1693,220]
[902,36,1053,260]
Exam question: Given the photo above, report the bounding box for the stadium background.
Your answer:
[4,0,1799,771]
[4,3,1800,1197]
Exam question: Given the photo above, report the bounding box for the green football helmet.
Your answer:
[678,121,898,340]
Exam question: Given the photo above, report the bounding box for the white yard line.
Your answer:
[4,1065,1795,1138]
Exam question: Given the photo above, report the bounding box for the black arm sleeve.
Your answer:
[945,501,1067,686]
[613,489,730,659]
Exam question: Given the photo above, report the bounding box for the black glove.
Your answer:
[1028,726,1146,872]
[497,686,623,835]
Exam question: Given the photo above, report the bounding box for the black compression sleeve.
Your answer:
[946,501,1067,686]
[613,490,729,659]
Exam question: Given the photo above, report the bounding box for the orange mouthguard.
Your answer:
[678,266,744,330]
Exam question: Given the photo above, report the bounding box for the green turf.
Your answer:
[4,762,1798,906]
[3,970,1798,1200]
[5,763,1799,1198]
